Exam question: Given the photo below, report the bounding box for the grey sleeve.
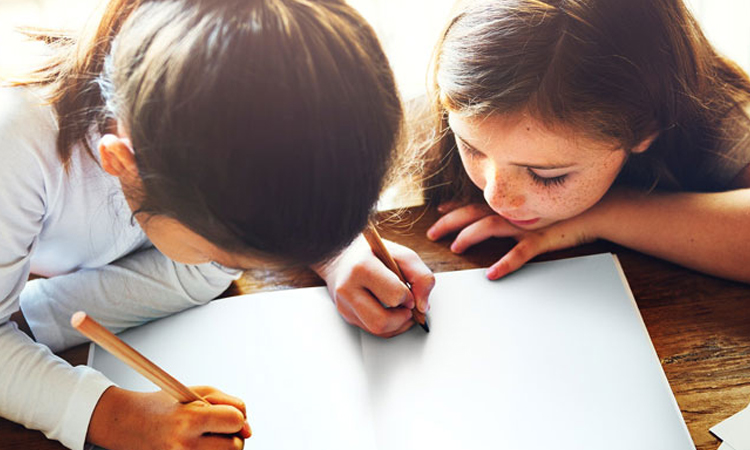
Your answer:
[21,247,241,353]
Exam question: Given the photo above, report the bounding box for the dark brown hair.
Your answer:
[422,0,750,203]
[12,0,403,266]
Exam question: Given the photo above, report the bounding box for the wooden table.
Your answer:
[2,207,749,450]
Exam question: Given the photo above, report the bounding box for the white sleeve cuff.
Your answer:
[51,366,115,450]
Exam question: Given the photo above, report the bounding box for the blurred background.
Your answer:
[2,0,748,100]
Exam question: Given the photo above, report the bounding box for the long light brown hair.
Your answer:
[10,0,403,266]
[421,0,750,204]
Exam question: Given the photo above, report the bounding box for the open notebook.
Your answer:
[88,253,695,450]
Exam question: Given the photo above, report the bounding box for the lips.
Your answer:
[504,216,540,227]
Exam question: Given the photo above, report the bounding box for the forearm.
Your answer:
[21,248,240,353]
[596,188,750,283]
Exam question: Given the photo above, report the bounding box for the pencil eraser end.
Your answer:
[70,311,87,328]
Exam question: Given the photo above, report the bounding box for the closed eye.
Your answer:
[456,140,485,160]
[528,168,568,187]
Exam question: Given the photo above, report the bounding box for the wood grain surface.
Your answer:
[2,207,748,450]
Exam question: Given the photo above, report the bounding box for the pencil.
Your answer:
[70,311,252,437]
[363,222,430,332]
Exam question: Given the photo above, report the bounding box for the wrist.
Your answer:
[311,233,365,279]
[87,386,143,450]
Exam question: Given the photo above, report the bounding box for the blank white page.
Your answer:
[360,254,695,450]
[89,286,377,450]
[90,253,694,450]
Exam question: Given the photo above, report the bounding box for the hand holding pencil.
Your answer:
[312,222,435,338]
[363,223,430,332]
[72,312,251,450]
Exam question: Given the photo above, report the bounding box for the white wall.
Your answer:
[350,0,750,99]
[686,0,750,74]
[347,0,455,100]
[1,0,749,94]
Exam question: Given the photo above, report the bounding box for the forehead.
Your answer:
[448,112,620,164]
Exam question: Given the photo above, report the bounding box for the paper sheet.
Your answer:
[360,254,695,450]
[90,253,695,450]
[712,405,750,450]
[90,286,378,450]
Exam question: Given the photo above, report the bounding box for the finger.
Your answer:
[436,201,463,214]
[191,385,219,397]
[379,318,416,339]
[199,390,247,417]
[353,257,413,309]
[344,288,414,336]
[387,241,435,314]
[196,434,245,450]
[240,421,251,439]
[194,404,247,435]
[200,391,251,437]
[450,215,519,254]
[427,203,494,241]
[486,235,545,280]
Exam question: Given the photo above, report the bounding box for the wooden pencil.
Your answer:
[70,311,252,436]
[363,222,430,332]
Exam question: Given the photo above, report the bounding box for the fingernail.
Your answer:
[450,242,461,253]
[426,228,436,240]
[486,267,498,280]
[437,204,446,213]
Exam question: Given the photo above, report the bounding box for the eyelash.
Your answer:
[457,141,484,159]
[528,169,568,188]
[457,140,568,187]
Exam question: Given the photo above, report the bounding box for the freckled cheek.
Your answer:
[544,177,614,220]
[527,182,590,221]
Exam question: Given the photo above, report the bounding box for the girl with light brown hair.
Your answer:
[0,0,434,448]
[424,0,750,282]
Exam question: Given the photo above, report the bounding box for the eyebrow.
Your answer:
[454,133,577,170]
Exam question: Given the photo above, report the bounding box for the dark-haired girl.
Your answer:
[0,0,433,448]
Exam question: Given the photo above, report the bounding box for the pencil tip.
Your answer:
[420,320,430,333]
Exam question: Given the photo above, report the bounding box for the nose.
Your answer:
[483,167,526,213]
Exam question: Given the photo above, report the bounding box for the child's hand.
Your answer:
[313,234,435,338]
[427,202,600,280]
[88,385,250,450]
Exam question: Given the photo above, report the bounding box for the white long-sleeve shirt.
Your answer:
[0,87,241,450]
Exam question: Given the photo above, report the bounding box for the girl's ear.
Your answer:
[631,132,659,154]
[99,133,139,179]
